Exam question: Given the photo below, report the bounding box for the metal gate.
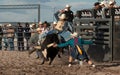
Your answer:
[74,7,120,62]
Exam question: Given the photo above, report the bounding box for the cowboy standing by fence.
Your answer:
[17,22,24,51]
[24,22,31,50]
[6,24,15,51]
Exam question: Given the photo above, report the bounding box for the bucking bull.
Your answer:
[28,33,61,65]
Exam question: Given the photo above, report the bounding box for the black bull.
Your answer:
[40,33,60,65]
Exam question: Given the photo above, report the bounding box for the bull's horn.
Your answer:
[34,46,41,49]
[42,49,47,58]
[47,43,54,48]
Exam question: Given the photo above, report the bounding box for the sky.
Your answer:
[0,0,120,22]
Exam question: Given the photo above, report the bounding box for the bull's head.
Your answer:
[41,33,59,50]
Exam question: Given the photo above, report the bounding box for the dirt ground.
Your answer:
[0,50,120,75]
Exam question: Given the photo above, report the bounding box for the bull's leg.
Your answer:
[49,57,55,65]
[40,51,46,65]
[57,52,61,58]
[49,59,53,65]
[40,58,45,65]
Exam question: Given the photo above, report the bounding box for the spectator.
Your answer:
[6,24,15,51]
[44,21,57,35]
[100,1,107,18]
[29,23,37,45]
[43,21,50,30]
[28,27,42,59]
[3,24,8,50]
[38,22,44,32]
[24,22,31,50]
[39,21,50,38]
[0,24,3,50]
[35,28,44,59]
[30,23,37,36]
[38,21,43,28]
[92,2,102,18]
[17,22,24,51]
[29,23,39,58]
[102,0,109,7]
[51,21,57,30]
[108,1,118,8]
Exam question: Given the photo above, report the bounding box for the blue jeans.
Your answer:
[71,47,89,61]
[3,37,8,49]
[8,37,14,50]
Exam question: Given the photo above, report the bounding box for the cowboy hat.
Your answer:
[59,14,66,19]
[7,24,12,27]
[39,21,42,24]
[65,4,71,8]
[53,21,57,25]
[100,1,104,5]
[109,1,114,5]
[64,8,68,11]
[70,32,78,37]
[36,28,41,31]
[30,23,35,28]
[30,24,33,28]
[0,24,2,26]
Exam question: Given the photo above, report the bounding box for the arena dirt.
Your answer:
[0,51,120,75]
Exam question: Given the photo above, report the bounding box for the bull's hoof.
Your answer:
[49,63,51,65]
[45,58,49,61]
[36,57,39,59]
[58,54,61,58]
[40,62,44,65]
[40,59,45,65]
[49,61,52,65]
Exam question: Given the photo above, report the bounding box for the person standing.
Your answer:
[29,23,40,58]
[28,27,43,59]
[6,24,15,51]
[3,24,8,50]
[0,24,3,50]
[17,22,24,51]
[38,21,50,38]
[24,22,31,50]
[92,2,102,18]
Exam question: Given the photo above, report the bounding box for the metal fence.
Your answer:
[74,7,120,62]
[0,4,40,51]
[0,22,37,51]
[0,4,40,23]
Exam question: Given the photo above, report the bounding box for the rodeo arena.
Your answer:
[0,0,120,75]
